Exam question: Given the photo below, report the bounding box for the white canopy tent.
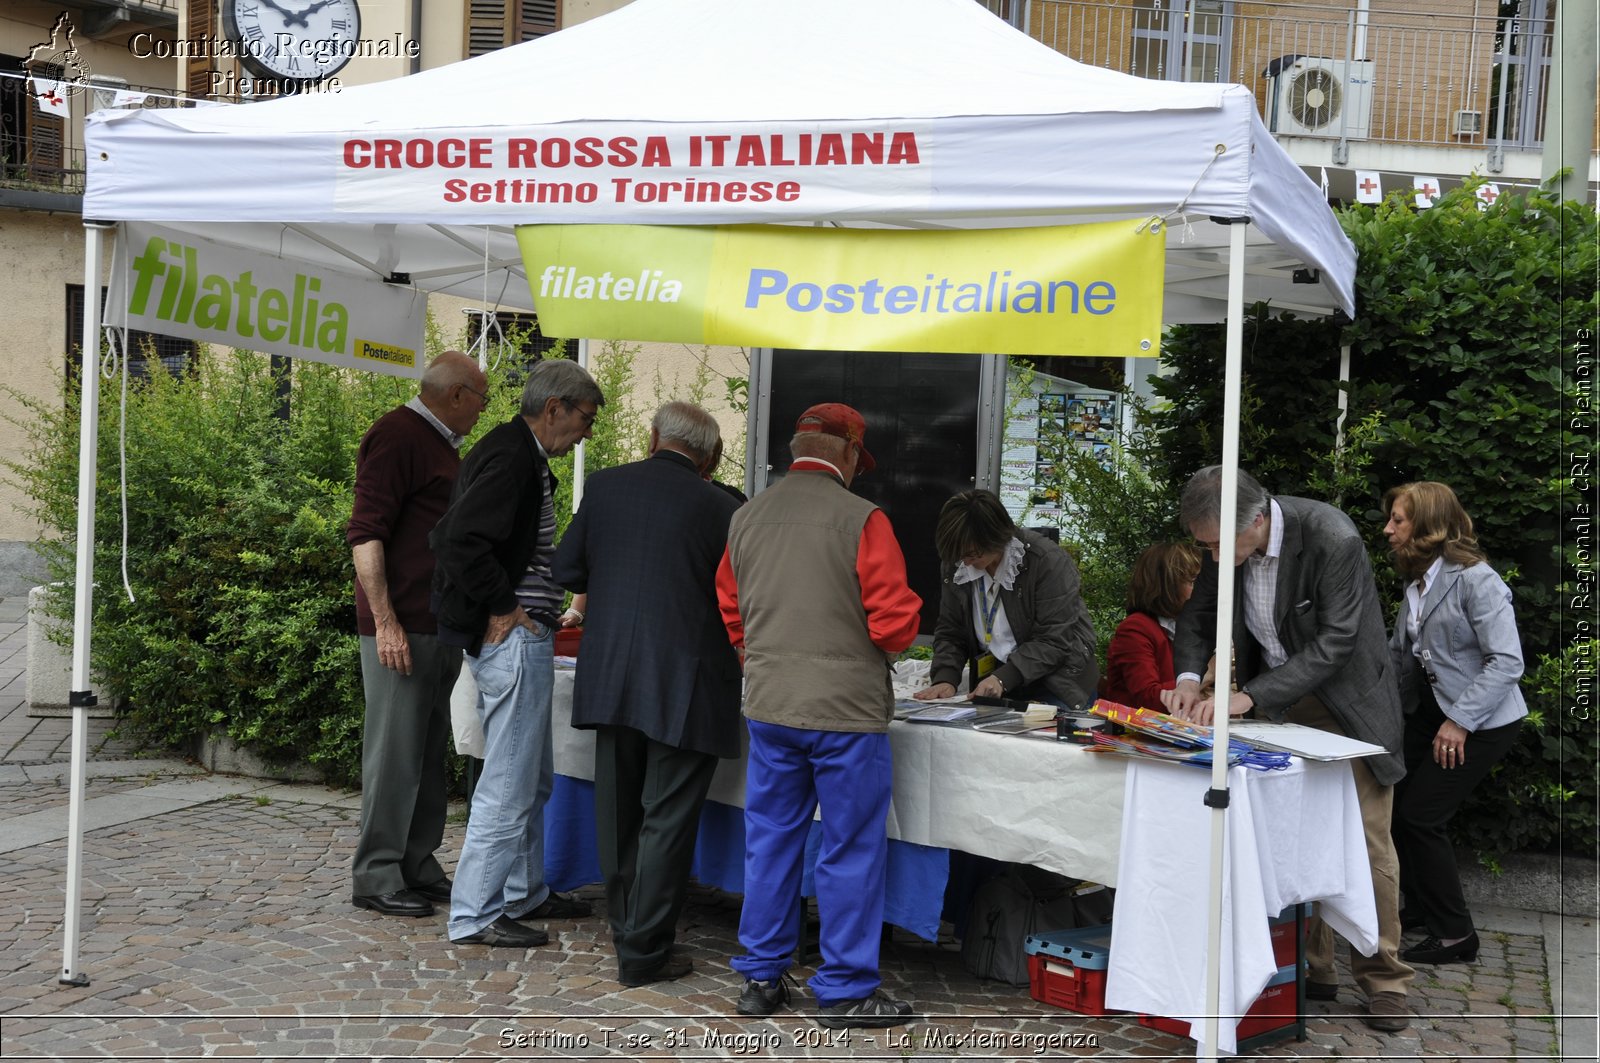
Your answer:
[69,0,1357,1056]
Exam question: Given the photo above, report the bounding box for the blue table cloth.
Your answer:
[544,774,950,941]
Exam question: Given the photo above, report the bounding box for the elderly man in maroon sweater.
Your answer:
[348,350,489,918]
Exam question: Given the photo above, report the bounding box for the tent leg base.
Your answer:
[58,972,90,987]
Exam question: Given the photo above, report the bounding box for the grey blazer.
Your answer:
[1389,560,1528,733]
[1174,495,1406,784]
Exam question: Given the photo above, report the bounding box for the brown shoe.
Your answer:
[1364,991,1410,1032]
[1305,980,1339,1001]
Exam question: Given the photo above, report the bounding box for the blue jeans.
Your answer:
[731,719,892,1006]
[448,622,555,939]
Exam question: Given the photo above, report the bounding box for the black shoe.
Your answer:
[520,891,593,920]
[452,915,550,948]
[410,878,453,904]
[816,990,914,1029]
[737,975,792,1017]
[353,889,433,918]
[1305,980,1340,1001]
[1402,930,1479,965]
[619,954,693,987]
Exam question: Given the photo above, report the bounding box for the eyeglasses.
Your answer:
[458,383,490,405]
[563,399,598,427]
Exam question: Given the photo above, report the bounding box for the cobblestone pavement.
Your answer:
[1,597,1592,1061]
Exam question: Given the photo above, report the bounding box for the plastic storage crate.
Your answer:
[1140,961,1300,1040]
[1023,925,1119,1016]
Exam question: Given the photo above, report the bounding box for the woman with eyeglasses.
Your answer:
[912,490,1097,709]
[1384,481,1526,965]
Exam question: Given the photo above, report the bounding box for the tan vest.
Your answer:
[726,471,897,732]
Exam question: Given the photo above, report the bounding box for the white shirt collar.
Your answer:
[1263,498,1285,560]
[406,396,464,449]
[953,536,1027,590]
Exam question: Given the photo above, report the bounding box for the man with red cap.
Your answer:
[716,403,923,1029]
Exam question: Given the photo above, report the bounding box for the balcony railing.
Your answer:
[981,0,1562,152]
[0,74,212,196]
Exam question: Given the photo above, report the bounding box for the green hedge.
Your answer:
[4,339,644,786]
[1147,182,1597,860]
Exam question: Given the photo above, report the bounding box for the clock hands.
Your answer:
[293,0,342,23]
[252,0,341,29]
[253,0,306,26]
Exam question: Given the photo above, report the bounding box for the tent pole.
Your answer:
[573,337,589,509]
[61,220,114,988]
[1199,218,1248,1060]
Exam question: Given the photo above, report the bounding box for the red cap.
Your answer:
[795,403,876,474]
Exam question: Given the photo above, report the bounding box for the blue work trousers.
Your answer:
[732,719,892,1006]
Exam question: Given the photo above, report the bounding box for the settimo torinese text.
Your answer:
[538,266,1118,316]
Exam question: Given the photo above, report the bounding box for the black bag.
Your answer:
[960,864,1112,986]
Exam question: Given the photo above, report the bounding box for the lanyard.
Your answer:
[979,578,1003,645]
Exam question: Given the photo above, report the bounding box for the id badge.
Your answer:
[975,652,998,679]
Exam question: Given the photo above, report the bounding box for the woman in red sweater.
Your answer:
[1101,543,1202,711]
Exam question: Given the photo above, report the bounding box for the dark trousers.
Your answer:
[1392,688,1522,939]
[593,725,717,979]
[353,633,461,896]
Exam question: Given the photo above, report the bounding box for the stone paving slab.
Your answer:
[0,792,1574,1062]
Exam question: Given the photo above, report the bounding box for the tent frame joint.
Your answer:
[69,690,98,708]
[1203,787,1231,809]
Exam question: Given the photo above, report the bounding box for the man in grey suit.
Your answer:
[1162,465,1414,1033]
[552,401,742,987]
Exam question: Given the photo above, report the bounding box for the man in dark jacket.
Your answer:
[1163,465,1413,1032]
[429,358,603,949]
[553,401,741,986]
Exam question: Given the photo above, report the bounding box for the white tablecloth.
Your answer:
[1103,758,1379,1057]
[551,668,1128,885]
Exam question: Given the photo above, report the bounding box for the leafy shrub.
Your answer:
[1455,640,1598,861]
[3,335,648,785]
[1144,182,1595,858]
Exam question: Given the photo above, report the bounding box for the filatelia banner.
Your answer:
[107,223,427,378]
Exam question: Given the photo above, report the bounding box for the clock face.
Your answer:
[222,0,363,83]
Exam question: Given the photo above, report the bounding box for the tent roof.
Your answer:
[84,0,1355,322]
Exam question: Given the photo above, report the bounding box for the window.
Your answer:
[66,285,198,380]
[463,309,568,386]
[1129,0,1232,83]
[465,0,561,58]
[1,55,66,186]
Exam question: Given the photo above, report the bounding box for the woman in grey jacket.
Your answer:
[1385,481,1527,965]
[911,490,1098,709]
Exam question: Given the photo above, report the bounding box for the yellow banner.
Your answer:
[516,222,1163,357]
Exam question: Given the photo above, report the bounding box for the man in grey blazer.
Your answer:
[1162,466,1414,1032]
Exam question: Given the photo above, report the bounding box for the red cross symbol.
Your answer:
[1478,185,1499,204]
[1418,181,1438,198]
[1358,176,1379,196]
[44,90,63,106]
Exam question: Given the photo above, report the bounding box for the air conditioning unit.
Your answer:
[1268,57,1374,140]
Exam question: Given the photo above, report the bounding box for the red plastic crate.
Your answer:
[1026,953,1120,1016]
[1270,914,1304,968]
[1140,964,1299,1040]
[554,627,582,656]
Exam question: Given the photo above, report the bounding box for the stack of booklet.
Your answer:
[1083,700,1293,771]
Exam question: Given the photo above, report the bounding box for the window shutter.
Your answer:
[520,0,560,42]
[187,0,216,97]
[465,0,515,58]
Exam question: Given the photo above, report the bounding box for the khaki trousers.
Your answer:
[1285,695,1415,999]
